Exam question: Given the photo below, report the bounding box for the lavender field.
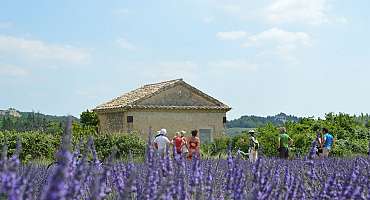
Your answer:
[1,119,370,200]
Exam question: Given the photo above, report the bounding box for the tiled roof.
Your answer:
[94,78,231,112]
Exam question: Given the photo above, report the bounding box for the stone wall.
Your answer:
[123,109,227,142]
[97,112,125,133]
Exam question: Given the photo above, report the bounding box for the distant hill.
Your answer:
[0,108,78,133]
[227,113,300,128]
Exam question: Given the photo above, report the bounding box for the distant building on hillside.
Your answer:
[0,108,21,118]
[93,79,231,143]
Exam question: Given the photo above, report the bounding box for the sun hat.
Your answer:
[160,128,167,135]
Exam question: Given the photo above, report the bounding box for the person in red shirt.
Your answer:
[187,130,200,160]
[172,132,184,155]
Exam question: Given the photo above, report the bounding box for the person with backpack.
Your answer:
[277,127,293,159]
[153,128,171,157]
[172,131,185,156]
[248,129,259,162]
[321,128,334,157]
[187,130,200,160]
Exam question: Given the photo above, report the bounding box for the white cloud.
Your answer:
[198,0,345,25]
[216,31,248,40]
[244,28,312,47]
[114,8,130,16]
[0,35,91,64]
[0,65,29,77]
[116,37,136,50]
[0,21,13,29]
[202,16,215,24]
[265,0,335,25]
[243,28,312,63]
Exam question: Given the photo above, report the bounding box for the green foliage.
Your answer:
[93,133,145,159]
[0,111,72,134]
[0,131,60,163]
[257,113,369,157]
[0,129,146,163]
[80,110,99,128]
[205,113,370,158]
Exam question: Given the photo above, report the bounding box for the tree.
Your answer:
[80,110,99,128]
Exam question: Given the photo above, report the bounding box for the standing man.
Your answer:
[322,128,334,157]
[153,128,171,157]
[277,127,293,159]
[248,130,259,163]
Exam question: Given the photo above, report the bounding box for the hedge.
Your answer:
[0,131,146,163]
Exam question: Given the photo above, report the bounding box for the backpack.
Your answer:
[251,137,259,150]
[254,141,259,150]
[174,137,183,152]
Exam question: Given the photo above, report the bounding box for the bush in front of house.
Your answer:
[0,130,146,163]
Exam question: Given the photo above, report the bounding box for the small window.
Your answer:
[127,116,133,123]
[223,116,227,123]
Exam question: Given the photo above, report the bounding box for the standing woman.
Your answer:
[180,130,189,158]
[188,130,200,160]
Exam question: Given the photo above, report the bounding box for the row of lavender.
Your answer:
[1,117,370,199]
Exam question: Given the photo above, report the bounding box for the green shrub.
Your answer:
[0,131,60,162]
[0,130,146,162]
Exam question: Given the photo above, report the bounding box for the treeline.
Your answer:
[227,112,300,128]
[204,113,370,157]
[0,111,77,134]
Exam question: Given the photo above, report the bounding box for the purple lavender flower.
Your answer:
[41,116,73,200]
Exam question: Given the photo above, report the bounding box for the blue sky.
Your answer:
[0,0,369,119]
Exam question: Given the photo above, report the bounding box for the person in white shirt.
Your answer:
[248,129,259,163]
[153,128,171,157]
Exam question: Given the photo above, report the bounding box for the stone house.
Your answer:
[93,79,231,143]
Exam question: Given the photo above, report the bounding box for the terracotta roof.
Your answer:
[94,78,231,112]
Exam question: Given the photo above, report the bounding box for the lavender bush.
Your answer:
[0,117,369,199]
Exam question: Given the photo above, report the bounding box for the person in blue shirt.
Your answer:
[322,128,334,157]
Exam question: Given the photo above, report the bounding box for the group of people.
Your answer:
[277,127,335,159]
[152,126,335,162]
[315,128,335,158]
[244,126,335,162]
[152,128,200,160]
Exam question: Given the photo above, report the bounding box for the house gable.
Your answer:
[94,78,230,112]
[136,84,218,107]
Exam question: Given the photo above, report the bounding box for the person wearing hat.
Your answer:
[153,128,171,157]
[248,129,259,163]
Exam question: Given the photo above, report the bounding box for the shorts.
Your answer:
[322,148,330,157]
[279,147,289,159]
